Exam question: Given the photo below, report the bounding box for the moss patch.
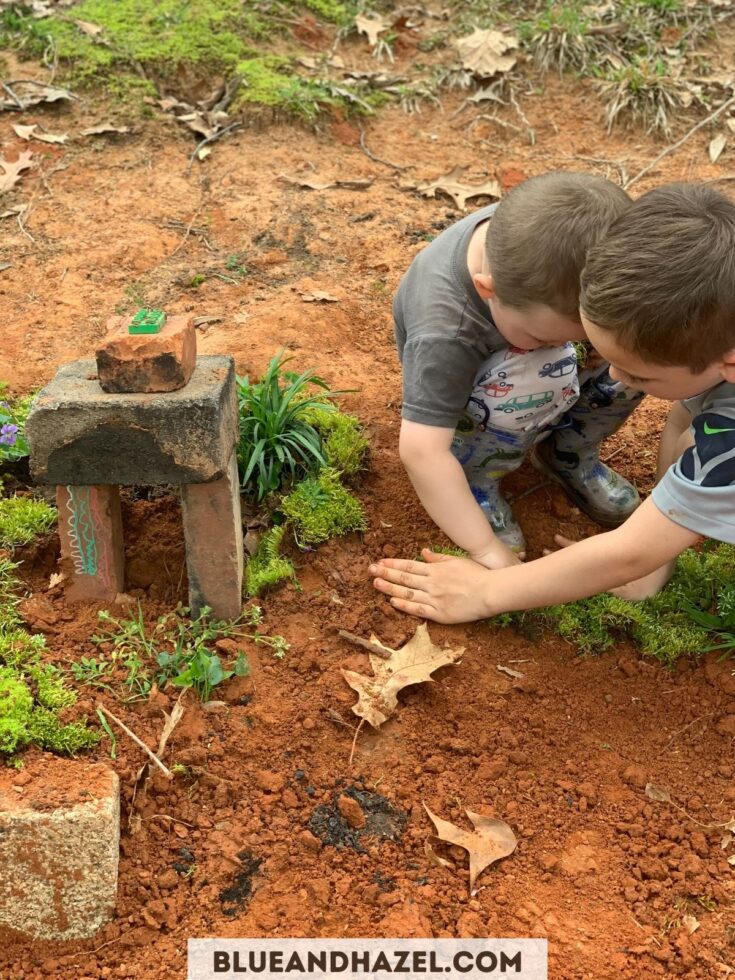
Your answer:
[302,405,369,476]
[245,526,295,597]
[0,496,56,548]
[280,467,366,545]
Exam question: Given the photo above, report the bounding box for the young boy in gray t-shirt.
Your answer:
[372,183,735,624]
[394,171,641,566]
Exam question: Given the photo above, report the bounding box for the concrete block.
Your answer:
[0,761,120,940]
[96,314,196,393]
[56,484,125,601]
[181,452,244,619]
[27,356,238,486]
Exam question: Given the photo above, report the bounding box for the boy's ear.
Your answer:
[472,271,496,299]
[721,349,735,383]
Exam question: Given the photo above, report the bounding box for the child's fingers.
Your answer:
[422,549,454,564]
[542,534,577,557]
[368,558,429,576]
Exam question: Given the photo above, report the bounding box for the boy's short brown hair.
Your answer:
[581,183,735,372]
[487,171,631,318]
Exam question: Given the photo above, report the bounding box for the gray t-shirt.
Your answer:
[393,203,505,427]
[652,381,735,543]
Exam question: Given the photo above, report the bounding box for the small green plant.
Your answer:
[236,351,345,500]
[280,467,367,546]
[171,646,249,702]
[245,526,295,597]
[0,384,33,463]
[682,584,735,655]
[599,54,686,136]
[0,496,56,548]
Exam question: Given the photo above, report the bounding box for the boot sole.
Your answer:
[530,447,639,528]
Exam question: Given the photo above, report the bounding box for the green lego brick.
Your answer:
[128,308,167,335]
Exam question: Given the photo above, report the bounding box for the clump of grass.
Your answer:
[599,54,690,136]
[280,467,367,545]
[500,542,735,668]
[0,496,56,548]
[236,351,344,501]
[519,1,602,74]
[245,526,295,597]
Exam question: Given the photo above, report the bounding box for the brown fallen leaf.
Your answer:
[279,173,373,191]
[74,18,104,37]
[645,783,672,803]
[300,290,340,303]
[412,166,501,211]
[424,840,454,871]
[456,27,519,79]
[81,124,131,136]
[497,663,523,679]
[424,804,517,891]
[0,151,33,196]
[709,133,727,163]
[355,12,388,47]
[341,623,463,728]
[0,82,75,112]
[12,123,68,144]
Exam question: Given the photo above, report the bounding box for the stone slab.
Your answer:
[181,452,244,619]
[27,356,238,486]
[0,761,119,940]
[56,484,125,601]
[96,314,196,393]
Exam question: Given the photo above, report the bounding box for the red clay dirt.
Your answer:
[1,38,735,980]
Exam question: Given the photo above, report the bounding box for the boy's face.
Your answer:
[488,296,587,351]
[581,312,731,400]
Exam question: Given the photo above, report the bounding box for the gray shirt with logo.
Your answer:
[652,381,735,543]
[393,203,505,428]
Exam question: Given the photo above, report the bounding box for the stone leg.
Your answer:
[56,485,125,601]
[180,453,244,619]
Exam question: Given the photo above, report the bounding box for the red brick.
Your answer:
[96,314,196,393]
[56,485,124,601]
[180,453,244,619]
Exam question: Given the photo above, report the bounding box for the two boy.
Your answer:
[373,182,735,623]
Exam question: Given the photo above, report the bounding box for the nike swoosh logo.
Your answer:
[703,421,735,435]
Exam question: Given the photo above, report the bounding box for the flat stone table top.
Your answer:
[27,355,238,486]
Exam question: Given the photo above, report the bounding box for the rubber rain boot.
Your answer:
[532,367,643,526]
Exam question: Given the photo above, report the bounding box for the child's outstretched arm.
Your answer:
[399,419,520,569]
[369,496,701,623]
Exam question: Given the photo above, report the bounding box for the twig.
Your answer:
[509,91,536,145]
[169,203,204,257]
[186,121,243,174]
[660,713,713,755]
[348,717,365,767]
[467,113,522,135]
[507,479,549,504]
[96,703,174,780]
[625,96,735,190]
[358,126,408,171]
[338,628,392,660]
[1,81,23,109]
[602,445,625,464]
[16,205,35,245]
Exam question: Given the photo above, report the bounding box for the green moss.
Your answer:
[281,468,366,545]
[302,406,369,475]
[245,526,296,597]
[27,708,100,755]
[0,496,56,548]
[235,57,341,119]
[500,543,735,667]
[0,667,33,754]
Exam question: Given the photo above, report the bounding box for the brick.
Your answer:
[27,356,238,486]
[56,484,125,601]
[181,453,244,619]
[96,314,196,393]
[0,762,119,940]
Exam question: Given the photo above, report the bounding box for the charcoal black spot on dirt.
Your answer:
[308,786,407,852]
[219,851,262,917]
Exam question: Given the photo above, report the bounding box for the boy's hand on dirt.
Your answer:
[369,549,493,624]
[470,543,524,569]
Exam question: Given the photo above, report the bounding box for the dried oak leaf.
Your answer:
[355,12,388,47]
[424,804,517,891]
[341,623,463,728]
[413,166,501,211]
[456,28,519,79]
[0,151,33,196]
[12,123,68,144]
[709,133,727,163]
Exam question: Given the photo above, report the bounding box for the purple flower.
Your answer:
[0,423,18,446]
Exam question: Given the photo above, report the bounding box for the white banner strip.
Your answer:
[188,939,547,980]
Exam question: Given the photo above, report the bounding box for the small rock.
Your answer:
[337,794,366,829]
[621,764,648,789]
[254,770,285,793]
[618,657,637,677]
[715,714,735,737]
[299,830,321,852]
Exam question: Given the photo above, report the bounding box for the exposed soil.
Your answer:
[1,33,735,980]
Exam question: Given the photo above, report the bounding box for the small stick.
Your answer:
[338,628,392,660]
[96,703,174,780]
[1,81,23,109]
[186,121,243,174]
[507,479,549,504]
[338,626,394,660]
[348,717,365,767]
[625,96,735,190]
[602,445,625,464]
[358,126,408,171]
